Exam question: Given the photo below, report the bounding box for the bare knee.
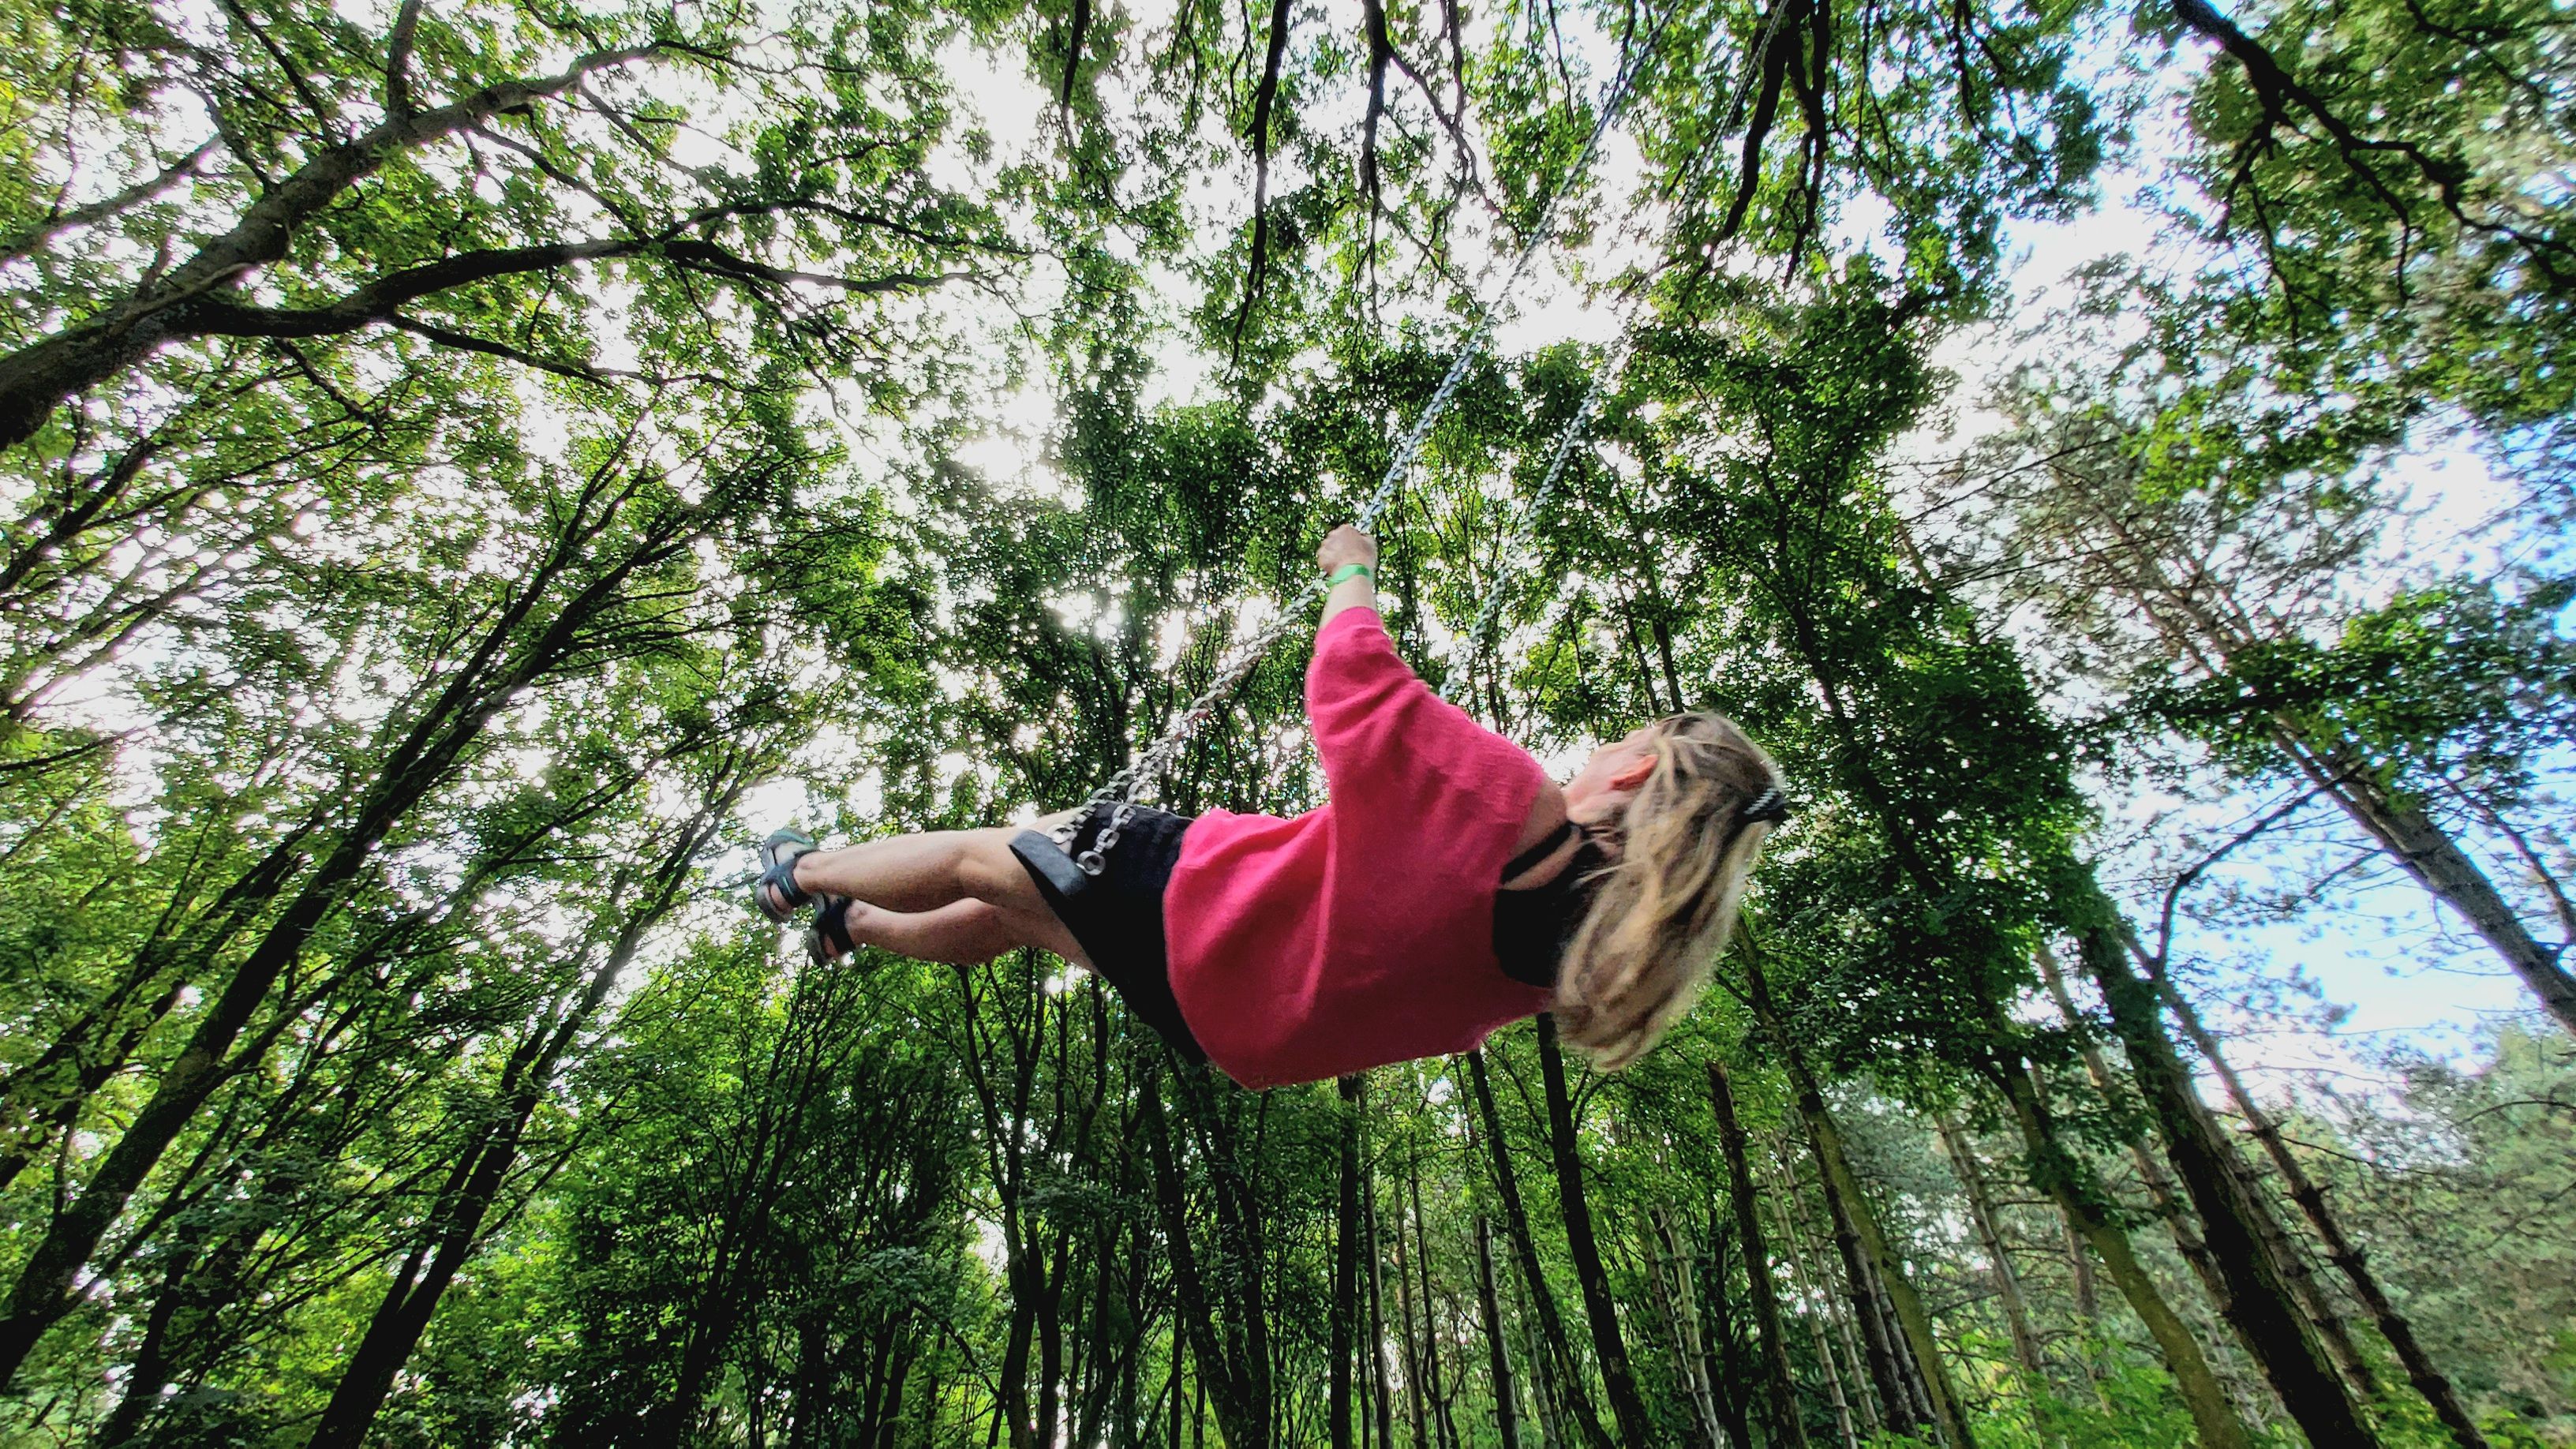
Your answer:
[955,827,1046,911]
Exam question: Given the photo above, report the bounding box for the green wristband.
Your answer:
[1327,563,1376,588]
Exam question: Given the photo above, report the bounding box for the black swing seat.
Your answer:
[1011,828,1095,902]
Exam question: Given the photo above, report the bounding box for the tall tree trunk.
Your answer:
[1475,1214,1526,1449]
[1465,1050,1612,1449]
[1369,1157,1396,1449]
[94,1225,223,1447]
[2293,736,2576,1034]
[2069,910,2377,1447]
[1533,1016,1657,1447]
[1642,1208,1721,1449]
[1661,1209,1729,1448]
[2130,991,2383,1413]
[1990,1059,2256,1449]
[2146,953,2491,1449]
[1744,957,1972,1448]
[1706,1059,1810,1449]
[1800,1089,1967,1446]
[1142,1061,1271,1449]
[1764,1148,1878,1440]
[1170,1313,1187,1449]
[310,812,718,1445]
[2035,948,2242,1330]
[1396,1188,1432,1449]
[1698,1215,1767,1449]
[1930,1112,2048,1395]
[1510,1260,1564,1449]
[1819,1148,1931,1434]
[2061,1189,2102,1323]
[1335,1076,1366,1449]
[2071,485,2576,1033]
[1409,1153,1460,1449]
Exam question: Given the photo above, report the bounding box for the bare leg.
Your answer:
[793,820,1093,968]
[788,827,1023,913]
[828,898,1094,968]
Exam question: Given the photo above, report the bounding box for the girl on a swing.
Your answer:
[754,525,1788,1088]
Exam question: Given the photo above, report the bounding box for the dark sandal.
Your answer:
[754,828,819,923]
[803,897,856,964]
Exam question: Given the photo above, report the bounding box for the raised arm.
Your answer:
[1316,522,1379,638]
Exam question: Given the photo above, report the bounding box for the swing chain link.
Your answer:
[1436,369,1612,704]
[1061,0,1784,875]
[1062,324,1498,871]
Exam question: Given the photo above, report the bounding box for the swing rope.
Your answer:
[1060,1,1790,874]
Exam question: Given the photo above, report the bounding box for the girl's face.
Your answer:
[1563,724,1660,821]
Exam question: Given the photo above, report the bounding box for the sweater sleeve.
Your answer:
[1305,608,1529,817]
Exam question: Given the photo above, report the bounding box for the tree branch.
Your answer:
[1717,0,1799,243]
[0,140,218,264]
[385,0,427,118]
[2174,0,2571,288]
[1229,0,1294,359]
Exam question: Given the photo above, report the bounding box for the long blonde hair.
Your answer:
[1553,712,1783,1070]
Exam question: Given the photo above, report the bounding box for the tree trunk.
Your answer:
[1642,1208,1722,1449]
[1744,955,1972,1448]
[1698,1215,1768,1449]
[1396,1189,1432,1449]
[310,818,714,1445]
[1510,1256,1564,1449]
[2296,739,2576,1034]
[1533,1017,1657,1447]
[2035,947,2244,1331]
[1170,1312,1187,1449]
[1143,1062,1271,1449]
[1764,1150,1878,1440]
[1806,1099,1965,1446]
[1369,1157,1396,1449]
[1465,1050,1612,1449]
[1812,1136,1928,1432]
[2130,995,2382,1412]
[2147,953,2491,1449]
[1475,1214,1526,1449]
[2070,481,2576,1034]
[1990,1059,2256,1449]
[1706,1059,1809,1449]
[1409,1154,1460,1449]
[1930,1112,2048,1395]
[1335,1076,1366,1449]
[2070,912,2377,1447]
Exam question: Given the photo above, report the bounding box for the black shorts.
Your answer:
[1009,803,1208,1065]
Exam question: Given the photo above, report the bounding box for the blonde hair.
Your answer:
[1552,712,1782,1070]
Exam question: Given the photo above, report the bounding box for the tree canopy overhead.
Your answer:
[2,0,2572,1443]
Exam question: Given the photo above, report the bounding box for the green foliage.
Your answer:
[2,0,2572,1443]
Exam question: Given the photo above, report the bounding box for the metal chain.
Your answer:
[1061,0,1788,868]
[1434,0,1796,705]
[1436,362,1613,704]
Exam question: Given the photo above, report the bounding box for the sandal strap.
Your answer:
[755,829,818,923]
[759,857,813,915]
[806,897,855,963]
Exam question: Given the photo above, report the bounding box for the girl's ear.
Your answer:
[1609,752,1658,791]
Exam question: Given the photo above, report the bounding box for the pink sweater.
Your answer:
[1163,607,1555,1088]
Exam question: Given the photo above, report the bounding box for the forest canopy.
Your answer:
[1,0,2571,1443]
